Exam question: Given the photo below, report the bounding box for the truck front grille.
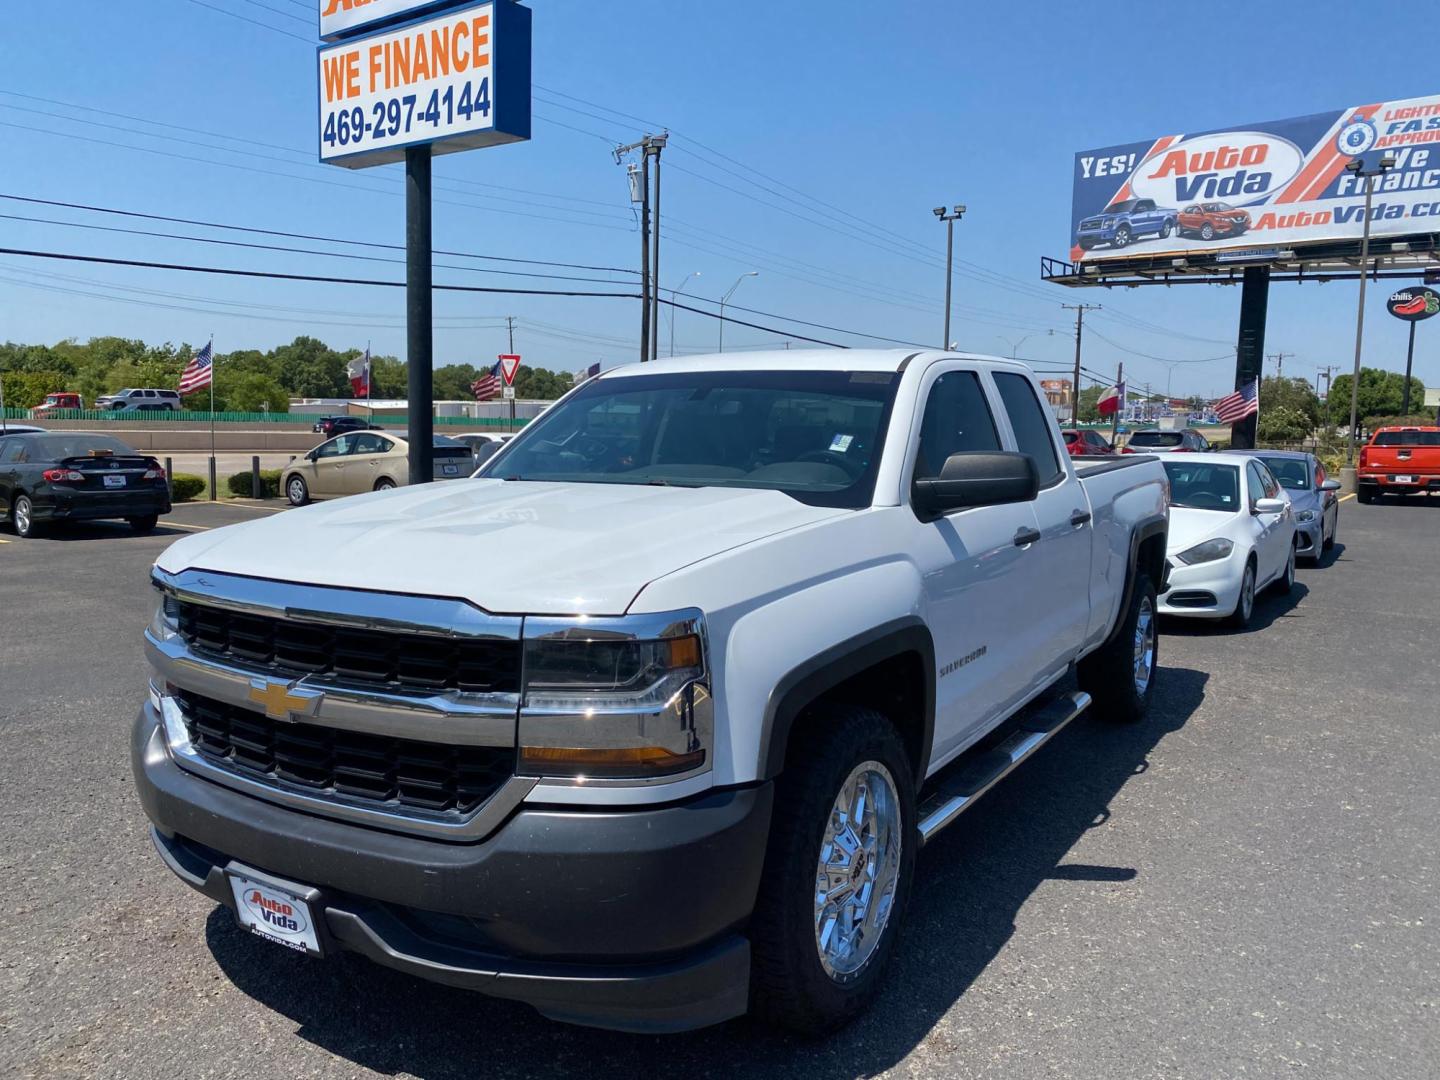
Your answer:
[176,690,513,815]
[177,600,520,695]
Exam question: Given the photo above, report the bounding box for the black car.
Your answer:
[312,415,379,438]
[0,432,171,538]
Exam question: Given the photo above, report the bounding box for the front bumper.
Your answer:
[1294,519,1322,557]
[1157,553,1244,619]
[132,705,773,1033]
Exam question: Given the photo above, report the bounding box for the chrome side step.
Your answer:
[916,690,1091,846]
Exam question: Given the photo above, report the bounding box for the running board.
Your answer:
[916,690,1092,846]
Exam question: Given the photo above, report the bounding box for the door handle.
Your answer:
[1013,526,1042,547]
[1070,509,1092,527]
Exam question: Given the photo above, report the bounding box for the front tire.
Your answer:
[1274,544,1296,593]
[286,475,310,506]
[1323,516,1337,551]
[750,706,916,1035]
[1227,560,1257,628]
[1077,571,1158,723]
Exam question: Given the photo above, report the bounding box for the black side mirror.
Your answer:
[913,451,1039,518]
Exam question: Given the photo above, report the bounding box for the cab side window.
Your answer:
[993,372,1063,487]
[1258,463,1281,499]
[0,439,23,464]
[316,436,350,459]
[914,371,1000,481]
[352,433,386,455]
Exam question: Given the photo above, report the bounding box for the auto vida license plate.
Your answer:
[228,873,322,955]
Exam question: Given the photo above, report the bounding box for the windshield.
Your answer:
[481,369,900,508]
[1130,431,1184,447]
[1373,430,1440,446]
[1103,200,1138,214]
[1258,456,1310,490]
[1163,461,1240,512]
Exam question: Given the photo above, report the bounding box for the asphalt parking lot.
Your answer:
[2,495,1436,1080]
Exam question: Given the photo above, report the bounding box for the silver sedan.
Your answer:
[1224,450,1340,562]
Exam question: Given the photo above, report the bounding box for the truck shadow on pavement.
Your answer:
[205,666,1209,1080]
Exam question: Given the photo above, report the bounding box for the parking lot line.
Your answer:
[162,521,212,532]
[0,537,9,544]
[1339,493,1356,503]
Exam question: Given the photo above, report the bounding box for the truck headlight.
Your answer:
[1294,509,1316,523]
[518,610,711,782]
[149,586,181,642]
[1175,537,1234,565]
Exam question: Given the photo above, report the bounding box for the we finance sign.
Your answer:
[318,0,530,168]
[1069,92,1440,264]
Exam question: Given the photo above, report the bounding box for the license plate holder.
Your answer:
[227,867,324,956]
[1393,475,1415,484]
[103,474,126,488]
[442,464,458,475]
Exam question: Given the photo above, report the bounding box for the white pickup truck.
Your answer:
[133,350,1168,1035]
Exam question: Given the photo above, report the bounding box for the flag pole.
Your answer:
[208,337,216,501]
[1111,362,1123,444]
[366,340,373,424]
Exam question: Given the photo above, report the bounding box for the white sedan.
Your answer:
[1157,452,1298,627]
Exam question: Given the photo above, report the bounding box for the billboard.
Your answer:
[318,0,530,169]
[319,0,461,41]
[1069,92,1440,263]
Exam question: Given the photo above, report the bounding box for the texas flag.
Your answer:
[1097,382,1125,416]
[347,348,370,397]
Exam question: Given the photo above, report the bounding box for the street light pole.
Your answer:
[1344,155,1396,470]
[719,271,758,353]
[933,205,965,349]
[669,271,701,357]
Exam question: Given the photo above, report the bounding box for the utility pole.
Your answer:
[1345,155,1396,471]
[1111,362,1124,442]
[616,134,667,363]
[1268,351,1294,380]
[1062,303,1100,423]
[933,205,965,348]
[647,135,666,361]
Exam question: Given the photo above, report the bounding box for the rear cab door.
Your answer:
[990,369,1093,680]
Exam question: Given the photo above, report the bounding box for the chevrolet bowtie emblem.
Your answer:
[248,678,324,722]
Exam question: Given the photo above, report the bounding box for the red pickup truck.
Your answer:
[1357,427,1440,503]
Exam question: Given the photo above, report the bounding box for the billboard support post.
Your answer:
[406,146,434,487]
[1402,321,1417,416]
[1230,267,1269,451]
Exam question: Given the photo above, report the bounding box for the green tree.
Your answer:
[433,363,479,401]
[1259,376,1321,430]
[1257,405,1312,443]
[1075,384,1102,422]
[216,370,289,413]
[0,370,68,409]
[274,336,348,398]
[1328,368,1427,427]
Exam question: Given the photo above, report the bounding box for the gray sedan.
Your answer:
[1224,449,1340,561]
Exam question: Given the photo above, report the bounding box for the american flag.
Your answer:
[1214,378,1259,424]
[471,360,502,401]
[177,342,214,395]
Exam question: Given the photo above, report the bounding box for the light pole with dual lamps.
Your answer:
[934,205,965,349]
[1342,154,1396,487]
[668,271,701,357]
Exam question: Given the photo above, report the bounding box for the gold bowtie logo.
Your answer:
[248,679,324,722]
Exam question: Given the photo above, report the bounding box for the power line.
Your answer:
[178,0,311,41]
[0,194,637,275]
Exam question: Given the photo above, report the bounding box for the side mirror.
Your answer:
[913,451,1039,518]
[1320,479,1342,491]
[1253,497,1287,515]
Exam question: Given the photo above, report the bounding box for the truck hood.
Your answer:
[155,479,846,615]
[1166,506,1239,555]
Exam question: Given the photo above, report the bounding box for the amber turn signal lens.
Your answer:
[664,634,702,671]
[519,744,706,779]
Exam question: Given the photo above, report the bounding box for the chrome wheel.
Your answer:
[13,496,32,536]
[287,477,306,505]
[1133,595,1155,695]
[814,761,902,981]
[1239,566,1255,621]
[1285,548,1296,588]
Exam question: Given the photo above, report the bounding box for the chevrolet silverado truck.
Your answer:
[1357,426,1440,502]
[1075,197,1177,250]
[133,351,1169,1035]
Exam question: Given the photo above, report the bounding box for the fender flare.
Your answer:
[758,617,935,782]
[1103,514,1167,650]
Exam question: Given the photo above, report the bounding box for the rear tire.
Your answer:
[128,514,158,534]
[11,494,39,539]
[373,477,397,491]
[286,475,310,506]
[1357,487,1374,505]
[750,706,916,1035]
[1077,571,1157,723]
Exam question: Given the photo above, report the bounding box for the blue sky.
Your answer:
[2,0,1436,398]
